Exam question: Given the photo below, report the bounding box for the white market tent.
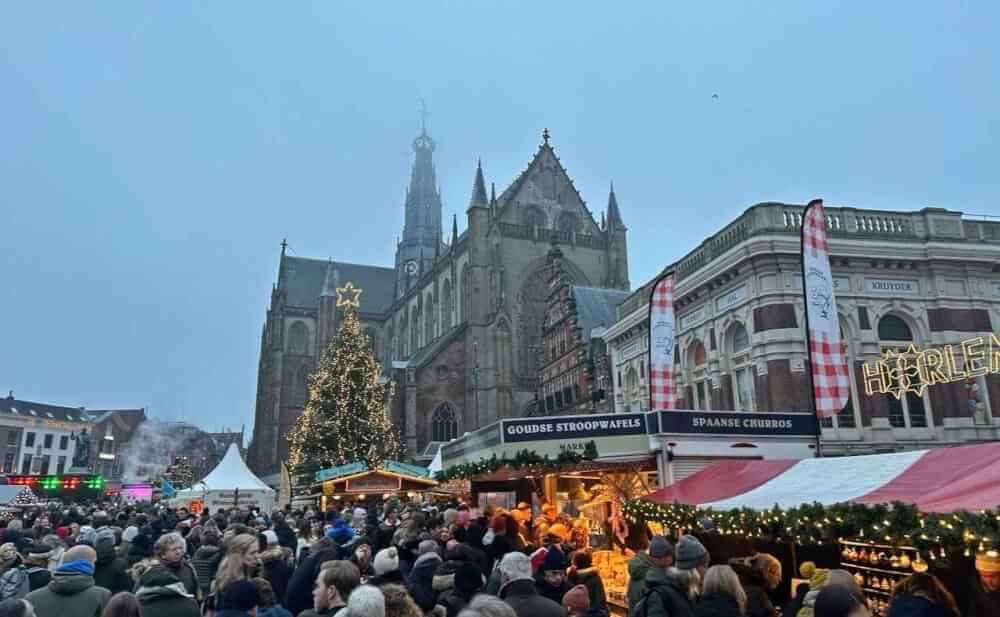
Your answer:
[172,443,275,513]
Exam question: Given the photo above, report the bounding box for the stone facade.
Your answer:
[248,129,630,474]
[605,203,1000,455]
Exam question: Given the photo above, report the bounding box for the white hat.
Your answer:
[263,530,279,546]
[373,547,399,576]
[499,552,532,583]
[344,584,384,617]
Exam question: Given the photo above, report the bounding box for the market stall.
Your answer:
[628,442,1000,616]
[311,460,438,510]
[171,443,276,514]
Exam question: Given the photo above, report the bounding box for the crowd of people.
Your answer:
[0,499,990,617]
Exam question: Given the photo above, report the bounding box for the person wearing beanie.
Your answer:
[437,561,482,617]
[967,549,1000,617]
[536,547,572,605]
[406,551,442,615]
[674,535,710,574]
[340,584,385,617]
[92,526,130,594]
[218,579,259,617]
[627,536,674,610]
[797,570,858,617]
[370,547,406,587]
[637,535,707,617]
[134,564,201,617]
[497,552,565,617]
[562,584,592,617]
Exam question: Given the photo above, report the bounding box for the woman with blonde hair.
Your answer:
[213,533,260,594]
[694,565,747,617]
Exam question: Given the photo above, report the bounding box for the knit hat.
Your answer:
[122,526,139,543]
[262,530,279,546]
[674,535,710,570]
[374,547,400,576]
[499,552,532,583]
[649,536,673,559]
[801,561,829,589]
[77,526,97,547]
[221,579,258,612]
[977,549,1000,574]
[95,527,116,549]
[327,520,354,544]
[543,547,567,572]
[0,543,17,563]
[562,585,590,614]
[56,526,70,539]
[454,561,483,594]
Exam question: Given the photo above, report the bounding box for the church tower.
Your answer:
[395,121,443,297]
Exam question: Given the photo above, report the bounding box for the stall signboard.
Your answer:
[440,423,502,464]
[315,462,368,483]
[204,490,273,512]
[345,473,401,493]
[656,410,818,437]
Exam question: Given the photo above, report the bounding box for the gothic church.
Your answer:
[248,127,630,476]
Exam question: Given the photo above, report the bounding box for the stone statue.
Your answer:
[72,429,91,469]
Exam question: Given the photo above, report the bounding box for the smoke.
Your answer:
[121,420,199,483]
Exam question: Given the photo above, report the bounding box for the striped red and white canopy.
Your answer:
[646,441,1000,513]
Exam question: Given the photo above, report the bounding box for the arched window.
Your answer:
[441,279,453,330]
[431,403,458,443]
[688,340,709,410]
[558,212,580,234]
[625,366,641,411]
[425,293,435,343]
[410,306,420,352]
[728,324,754,411]
[287,321,309,355]
[495,319,512,384]
[523,206,547,229]
[877,314,928,429]
[461,265,471,324]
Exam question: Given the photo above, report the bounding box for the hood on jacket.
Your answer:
[645,567,692,598]
[729,561,767,589]
[628,552,656,584]
[48,570,97,595]
[259,547,285,563]
[95,540,118,566]
[194,545,222,559]
[410,553,442,582]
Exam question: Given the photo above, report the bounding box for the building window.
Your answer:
[39,455,50,475]
[287,321,310,355]
[3,453,13,473]
[728,323,755,411]
[732,324,751,354]
[6,432,15,446]
[734,366,756,411]
[431,403,458,443]
[25,432,35,448]
[59,435,69,450]
[965,375,993,425]
[43,434,53,449]
[21,455,32,474]
[57,456,66,474]
[688,340,710,410]
[877,314,931,429]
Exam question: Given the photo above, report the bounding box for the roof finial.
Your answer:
[420,99,428,135]
[280,238,287,257]
[542,128,550,145]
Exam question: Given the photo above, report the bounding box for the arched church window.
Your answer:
[425,293,436,343]
[441,279,453,330]
[431,403,458,443]
[557,212,580,234]
[495,319,512,384]
[287,321,309,355]
[410,306,420,353]
[523,206,547,229]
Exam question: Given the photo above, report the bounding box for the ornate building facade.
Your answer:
[248,128,630,475]
[605,203,1000,460]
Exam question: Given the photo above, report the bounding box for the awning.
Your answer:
[645,442,1000,513]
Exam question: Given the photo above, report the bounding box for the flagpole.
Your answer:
[800,200,823,458]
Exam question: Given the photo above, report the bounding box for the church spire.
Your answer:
[468,159,488,211]
[607,181,626,230]
[451,214,458,245]
[396,116,444,298]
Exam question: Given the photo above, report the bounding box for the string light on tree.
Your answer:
[288,283,402,473]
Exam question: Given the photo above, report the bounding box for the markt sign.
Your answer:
[862,334,1000,399]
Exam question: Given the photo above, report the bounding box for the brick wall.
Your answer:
[753,303,797,332]
[927,308,992,332]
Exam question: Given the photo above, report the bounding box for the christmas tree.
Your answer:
[288,303,402,474]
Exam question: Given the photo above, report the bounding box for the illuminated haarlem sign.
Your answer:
[862,334,1000,399]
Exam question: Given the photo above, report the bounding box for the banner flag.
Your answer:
[801,199,850,419]
[648,271,678,410]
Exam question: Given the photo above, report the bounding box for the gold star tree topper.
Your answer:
[336,281,362,308]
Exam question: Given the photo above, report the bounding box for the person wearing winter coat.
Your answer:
[125,530,153,568]
[252,577,293,617]
[497,552,566,617]
[536,547,573,606]
[568,550,607,617]
[134,565,200,617]
[407,552,443,615]
[437,561,481,617]
[886,572,959,617]
[191,530,224,595]
[24,546,111,617]
[729,554,781,617]
[271,514,298,555]
[967,550,1000,617]
[784,563,816,617]
[627,536,674,611]
[369,547,407,588]
[283,538,342,616]
[797,570,860,617]
[693,566,748,617]
[93,528,131,595]
[154,532,200,600]
[562,584,605,617]
[258,543,292,603]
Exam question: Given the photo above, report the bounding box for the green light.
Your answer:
[40,477,60,490]
[85,476,104,489]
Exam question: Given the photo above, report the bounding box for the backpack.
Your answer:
[631,585,673,617]
[0,566,31,600]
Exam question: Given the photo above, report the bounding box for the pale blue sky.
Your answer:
[2,3,998,432]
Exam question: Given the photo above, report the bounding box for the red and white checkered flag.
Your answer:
[648,272,677,410]
[801,200,850,418]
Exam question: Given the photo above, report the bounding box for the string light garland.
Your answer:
[287,305,403,473]
[434,441,599,481]
[624,498,1000,556]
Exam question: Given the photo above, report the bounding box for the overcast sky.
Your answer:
[2,3,998,433]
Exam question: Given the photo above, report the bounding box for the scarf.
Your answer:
[56,559,95,576]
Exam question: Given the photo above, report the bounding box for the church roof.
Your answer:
[571,286,630,345]
[280,256,395,313]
